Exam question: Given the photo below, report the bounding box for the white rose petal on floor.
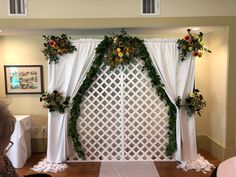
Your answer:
[31,159,68,173]
[176,154,214,173]
[99,161,160,177]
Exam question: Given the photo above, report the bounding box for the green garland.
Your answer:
[69,31,177,159]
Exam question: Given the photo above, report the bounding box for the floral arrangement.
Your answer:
[42,34,77,64]
[184,89,206,117]
[103,29,136,69]
[40,90,70,114]
[177,29,211,61]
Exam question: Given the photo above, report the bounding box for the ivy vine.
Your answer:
[69,31,177,159]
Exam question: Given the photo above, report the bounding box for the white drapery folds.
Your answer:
[145,39,197,161]
[46,38,197,163]
[47,39,101,163]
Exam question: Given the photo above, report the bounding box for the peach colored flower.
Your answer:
[184,35,191,41]
[188,41,193,45]
[53,44,58,49]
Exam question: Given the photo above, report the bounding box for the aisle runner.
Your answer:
[99,161,160,177]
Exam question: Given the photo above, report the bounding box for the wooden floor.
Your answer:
[16,149,220,177]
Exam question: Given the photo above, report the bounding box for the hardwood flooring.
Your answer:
[16,149,220,177]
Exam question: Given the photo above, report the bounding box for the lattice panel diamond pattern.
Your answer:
[79,65,122,161]
[77,61,171,161]
[123,63,170,160]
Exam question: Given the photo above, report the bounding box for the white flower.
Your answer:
[188,47,193,51]
[113,37,118,43]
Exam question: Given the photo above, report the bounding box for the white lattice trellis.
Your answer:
[77,61,172,161]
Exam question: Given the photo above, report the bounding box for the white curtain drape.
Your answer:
[47,39,101,163]
[46,38,197,163]
[145,39,197,161]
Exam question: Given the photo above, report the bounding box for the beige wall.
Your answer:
[0,0,236,18]
[0,16,236,158]
[0,28,228,143]
[0,36,48,138]
[195,28,228,148]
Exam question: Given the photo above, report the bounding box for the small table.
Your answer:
[7,115,32,168]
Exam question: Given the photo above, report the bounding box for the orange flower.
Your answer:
[61,49,68,54]
[198,52,203,57]
[125,47,129,52]
[53,45,58,49]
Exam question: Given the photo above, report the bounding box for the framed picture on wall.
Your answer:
[4,65,44,94]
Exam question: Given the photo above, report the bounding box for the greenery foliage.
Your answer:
[40,90,70,114]
[185,89,206,117]
[42,34,77,64]
[177,29,211,61]
[176,89,206,117]
[69,30,177,159]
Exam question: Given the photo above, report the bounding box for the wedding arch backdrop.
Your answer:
[45,33,198,164]
[77,61,172,161]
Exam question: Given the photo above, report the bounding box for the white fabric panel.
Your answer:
[99,161,160,177]
[144,39,197,161]
[47,39,101,163]
[7,115,32,168]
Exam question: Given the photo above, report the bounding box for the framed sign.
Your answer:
[4,65,44,94]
